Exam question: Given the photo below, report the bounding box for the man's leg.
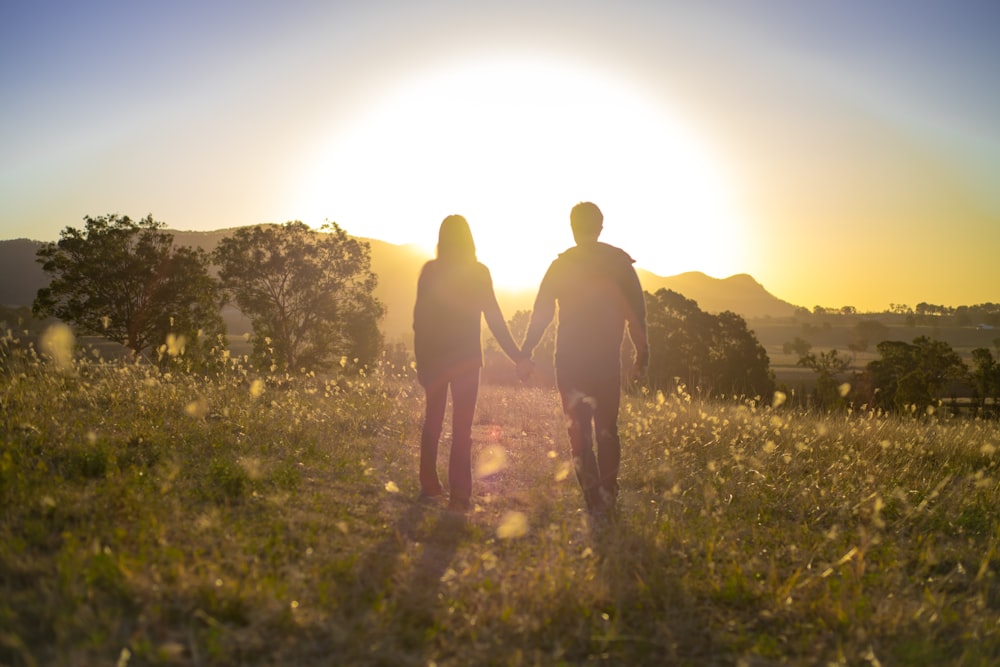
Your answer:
[419,379,448,496]
[447,367,480,506]
[592,380,622,510]
[560,387,602,513]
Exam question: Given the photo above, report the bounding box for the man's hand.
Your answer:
[516,358,535,383]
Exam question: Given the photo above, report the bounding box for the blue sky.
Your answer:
[2,0,998,310]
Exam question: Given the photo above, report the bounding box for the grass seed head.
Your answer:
[497,511,529,539]
[39,322,75,372]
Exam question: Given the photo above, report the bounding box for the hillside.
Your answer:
[637,270,799,320]
[0,239,48,308]
[0,231,798,341]
[5,353,1000,664]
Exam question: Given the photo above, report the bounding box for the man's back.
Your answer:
[528,241,646,375]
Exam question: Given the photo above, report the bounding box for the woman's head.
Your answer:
[437,214,476,262]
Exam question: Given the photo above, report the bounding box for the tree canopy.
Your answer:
[213,222,384,371]
[33,214,224,359]
[865,336,967,413]
[969,347,1000,417]
[644,289,774,399]
[797,349,853,409]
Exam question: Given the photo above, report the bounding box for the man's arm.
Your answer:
[623,266,649,379]
[520,264,557,358]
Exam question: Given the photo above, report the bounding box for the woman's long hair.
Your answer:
[436,215,477,263]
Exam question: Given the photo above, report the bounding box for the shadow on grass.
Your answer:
[584,504,720,665]
[348,497,467,665]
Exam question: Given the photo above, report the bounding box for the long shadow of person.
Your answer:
[350,498,468,664]
[584,504,717,664]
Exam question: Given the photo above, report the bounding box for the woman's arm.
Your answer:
[480,265,524,362]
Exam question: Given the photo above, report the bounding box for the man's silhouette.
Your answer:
[519,202,648,517]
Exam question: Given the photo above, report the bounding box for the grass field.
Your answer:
[3,332,1000,665]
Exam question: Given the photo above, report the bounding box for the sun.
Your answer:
[297,56,749,289]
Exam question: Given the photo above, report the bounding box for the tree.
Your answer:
[33,214,224,359]
[213,221,384,372]
[783,336,812,356]
[645,289,712,393]
[709,310,775,398]
[970,348,1000,417]
[865,336,967,413]
[848,319,889,353]
[797,349,853,408]
[644,289,773,399]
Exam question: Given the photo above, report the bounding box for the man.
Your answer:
[519,202,648,518]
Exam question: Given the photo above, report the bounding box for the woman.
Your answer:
[413,215,524,511]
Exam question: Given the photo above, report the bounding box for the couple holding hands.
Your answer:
[413,202,649,518]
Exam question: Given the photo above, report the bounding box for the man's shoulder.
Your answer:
[554,243,636,272]
[595,242,636,265]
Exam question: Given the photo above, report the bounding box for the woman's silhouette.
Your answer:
[413,215,524,511]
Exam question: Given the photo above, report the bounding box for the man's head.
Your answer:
[570,202,603,244]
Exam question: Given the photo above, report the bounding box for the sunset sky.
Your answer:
[2,1,998,312]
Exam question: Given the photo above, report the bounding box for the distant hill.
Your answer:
[0,239,47,309]
[637,270,799,320]
[0,230,799,341]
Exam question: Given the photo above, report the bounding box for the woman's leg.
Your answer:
[447,367,480,505]
[419,379,448,496]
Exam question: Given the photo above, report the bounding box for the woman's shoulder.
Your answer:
[418,259,491,287]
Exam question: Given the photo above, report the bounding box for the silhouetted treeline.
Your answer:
[799,303,1000,329]
[486,289,775,401]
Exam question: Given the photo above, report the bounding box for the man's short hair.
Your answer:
[570,202,603,236]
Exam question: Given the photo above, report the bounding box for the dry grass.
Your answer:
[3,327,1000,665]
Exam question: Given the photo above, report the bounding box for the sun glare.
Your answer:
[298,56,747,288]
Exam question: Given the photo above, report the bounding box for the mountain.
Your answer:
[636,270,798,320]
[0,239,47,309]
[0,231,798,341]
